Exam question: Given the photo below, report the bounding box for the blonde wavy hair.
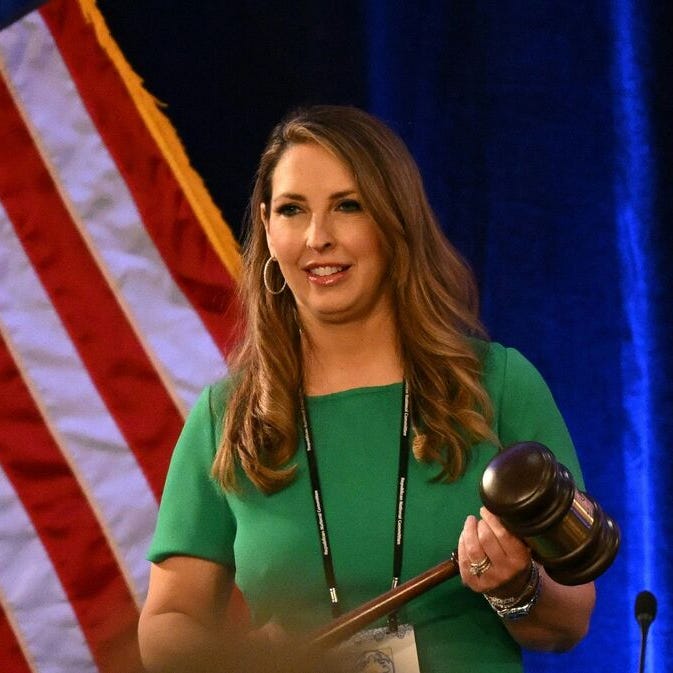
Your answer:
[213,105,496,493]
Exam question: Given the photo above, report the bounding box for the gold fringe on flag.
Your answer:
[77,0,242,280]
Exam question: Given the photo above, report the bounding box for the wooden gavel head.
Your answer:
[479,442,620,585]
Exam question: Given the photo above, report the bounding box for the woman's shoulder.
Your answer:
[186,376,237,428]
[474,340,546,395]
[172,377,237,458]
[208,376,235,402]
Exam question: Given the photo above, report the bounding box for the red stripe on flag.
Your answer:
[0,336,143,673]
[0,76,181,499]
[0,608,33,673]
[41,0,243,357]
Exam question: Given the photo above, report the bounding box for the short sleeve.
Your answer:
[487,345,585,490]
[147,385,236,566]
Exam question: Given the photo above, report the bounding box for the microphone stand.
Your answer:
[635,590,657,673]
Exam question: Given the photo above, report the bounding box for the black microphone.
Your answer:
[635,590,656,673]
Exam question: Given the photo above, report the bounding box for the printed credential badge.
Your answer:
[336,624,421,673]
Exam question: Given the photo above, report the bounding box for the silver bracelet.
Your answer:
[484,560,542,621]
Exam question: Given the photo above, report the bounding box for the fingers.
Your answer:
[248,620,288,644]
[458,507,531,594]
[458,514,495,589]
[479,507,517,543]
[478,508,526,560]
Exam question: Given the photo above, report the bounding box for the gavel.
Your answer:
[311,441,620,650]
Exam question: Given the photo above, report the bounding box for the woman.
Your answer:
[138,105,595,673]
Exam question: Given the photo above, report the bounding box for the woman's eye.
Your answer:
[275,203,301,217]
[337,199,362,213]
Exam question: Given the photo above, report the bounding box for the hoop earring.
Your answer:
[263,257,287,295]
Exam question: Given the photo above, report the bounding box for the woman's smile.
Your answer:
[304,263,350,285]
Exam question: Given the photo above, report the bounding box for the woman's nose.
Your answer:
[306,214,334,251]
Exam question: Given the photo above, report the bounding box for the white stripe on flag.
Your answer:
[0,464,97,673]
[0,204,156,605]
[0,12,228,414]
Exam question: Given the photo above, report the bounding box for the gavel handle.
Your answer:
[310,551,459,650]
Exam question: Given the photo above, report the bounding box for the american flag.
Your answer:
[0,1,242,671]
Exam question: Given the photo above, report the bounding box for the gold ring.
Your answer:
[469,556,492,577]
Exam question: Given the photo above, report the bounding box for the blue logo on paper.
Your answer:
[354,649,395,673]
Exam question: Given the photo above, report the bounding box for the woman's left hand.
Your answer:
[457,506,532,599]
[457,506,596,652]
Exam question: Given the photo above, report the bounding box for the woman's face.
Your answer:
[263,142,392,330]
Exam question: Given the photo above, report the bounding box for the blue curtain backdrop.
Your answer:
[4,0,669,671]
[87,0,673,671]
[361,4,672,672]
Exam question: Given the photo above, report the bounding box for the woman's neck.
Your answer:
[300,311,403,395]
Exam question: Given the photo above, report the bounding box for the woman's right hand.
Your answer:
[247,620,288,644]
[139,560,331,673]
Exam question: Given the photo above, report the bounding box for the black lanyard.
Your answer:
[299,381,411,628]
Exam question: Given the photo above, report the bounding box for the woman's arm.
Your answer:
[458,508,595,652]
[502,566,595,652]
[138,555,240,673]
[138,556,333,673]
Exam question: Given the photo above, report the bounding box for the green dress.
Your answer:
[148,343,584,673]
